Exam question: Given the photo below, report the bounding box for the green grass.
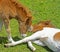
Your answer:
[0,0,60,52]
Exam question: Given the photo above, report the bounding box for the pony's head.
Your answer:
[32,20,55,32]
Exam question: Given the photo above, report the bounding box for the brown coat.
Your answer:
[0,0,32,36]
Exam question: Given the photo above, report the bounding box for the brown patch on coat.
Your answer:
[54,32,60,41]
[32,20,55,32]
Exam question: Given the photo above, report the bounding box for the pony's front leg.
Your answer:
[4,32,41,46]
[3,17,15,43]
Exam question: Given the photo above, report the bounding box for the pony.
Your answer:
[0,0,35,51]
[5,20,60,52]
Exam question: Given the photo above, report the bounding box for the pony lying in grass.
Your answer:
[0,0,35,51]
[5,20,60,52]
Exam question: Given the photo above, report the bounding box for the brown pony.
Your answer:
[0,0,33,43]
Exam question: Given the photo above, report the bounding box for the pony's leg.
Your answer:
[4,32,41,46]
[3,16,15,43]
[33,40,46,46]
[27,41,36,51]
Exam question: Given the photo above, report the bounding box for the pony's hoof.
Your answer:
[32,48,36,52]
[4,44,10,47]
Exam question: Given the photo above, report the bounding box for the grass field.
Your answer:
[0,0,60,52]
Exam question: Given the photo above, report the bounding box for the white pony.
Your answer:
[5,21,60,52]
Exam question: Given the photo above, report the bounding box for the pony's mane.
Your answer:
[10,0,32,17]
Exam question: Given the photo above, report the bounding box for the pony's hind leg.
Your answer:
[33,40,46,46]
